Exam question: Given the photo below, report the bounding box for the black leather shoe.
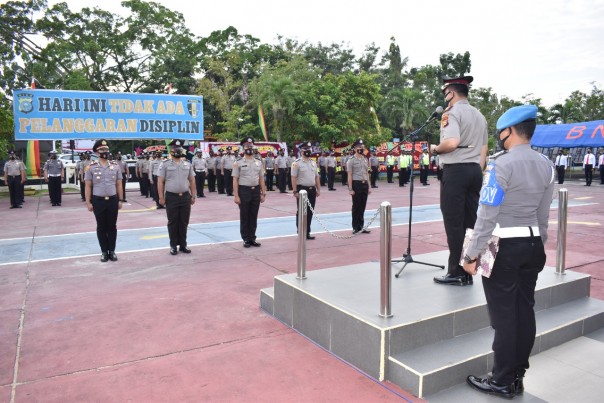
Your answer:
[100,253,109,262]
[170,248,178,255]
[352,229,360,234]
[179,246,191,253]
[361,229,371,234]
[515,374,524,394]
[467,375,516,399]
[243,241,251,248]
[108,251,118,261]
[249,241,261,247]
[306,235,315,240]
[122,199,127,202]
[434,274,472,286]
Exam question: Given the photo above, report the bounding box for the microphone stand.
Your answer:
[393,116,445,277]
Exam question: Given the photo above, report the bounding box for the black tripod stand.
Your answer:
[393,117,445,277]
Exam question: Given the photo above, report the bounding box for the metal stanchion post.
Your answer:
[296,190,308,279]
[556,188,568,275]
[379,201,393,318]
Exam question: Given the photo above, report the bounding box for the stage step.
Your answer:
[387,297,604,398]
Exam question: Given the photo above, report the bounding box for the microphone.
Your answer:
[427,106,444,122]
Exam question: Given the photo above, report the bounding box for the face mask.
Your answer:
[356,148,364,154]
[10,155,15,160]
[51,155,57,159]
[172,150,183,158]
[244,148,253,155]
[117,156,122,160]
[444,90,453,105]
[497,129,512,151]
[99,152,109,159]
[303,150,311,157]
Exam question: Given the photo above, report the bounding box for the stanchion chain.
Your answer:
[305,198,380,240]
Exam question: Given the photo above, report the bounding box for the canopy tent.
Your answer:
[531,120,604,148]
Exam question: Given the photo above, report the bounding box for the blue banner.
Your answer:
[13,89,203,140]
[531,120,604,148]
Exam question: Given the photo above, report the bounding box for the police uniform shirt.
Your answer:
[44,159,63,175]
[80,159,91,177]
[222,154,236,169]
[84,161,122,197]
[276,155,287,169]
[136,158,145,172]
[291,158,319,186]
[158,159,195,193]
[4,160,22,176]
[286,155,294,168]
[341,155,348,169]
[369,156,379,168]
[264,156,275,169]
[347,155,370,181]
[141,159,150,173]
[439,99,488,165]
[466,144,555,258]
[117,160,128,176]
[75,160,82,172]
[233,156,264,186]
[327,156,336,168]
[192,155,207,171]
[215,156,224,170]
[150,158,162,176]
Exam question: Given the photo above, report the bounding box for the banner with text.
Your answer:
[13,89,204,141]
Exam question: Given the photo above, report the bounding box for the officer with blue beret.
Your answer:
[463,105,555,398]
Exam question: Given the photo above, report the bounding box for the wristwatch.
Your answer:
[463,255,477,264]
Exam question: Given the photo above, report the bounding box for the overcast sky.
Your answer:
[48,0,604,107]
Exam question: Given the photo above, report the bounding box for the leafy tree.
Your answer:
[303,42,356,76]
[381,37,408,92]
[439,51,472,78]
[381,88,429,138]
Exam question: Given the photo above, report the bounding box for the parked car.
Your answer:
[57,153,98,168]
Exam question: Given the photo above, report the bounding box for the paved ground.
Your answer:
[0,174,602,402]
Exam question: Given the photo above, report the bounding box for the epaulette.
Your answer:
[90,160,99,166]
[490,150,507,160]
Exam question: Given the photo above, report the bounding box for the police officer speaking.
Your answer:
[233,137,267,247]
[85,139,124,262]
[463,105,555,399]
[158,139,196,256]
[291,141,321,239]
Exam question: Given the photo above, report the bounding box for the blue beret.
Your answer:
[496,105,538,130]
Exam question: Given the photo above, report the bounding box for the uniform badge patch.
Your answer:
[479,162,505,206]
[441,114,449,128]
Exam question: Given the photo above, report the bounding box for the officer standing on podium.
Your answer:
[158,139,196,255]
[431,75,488,286]
[292,141,321,239]
[85,139,124,262]
[233,137,266,247]
[464,105,555,399]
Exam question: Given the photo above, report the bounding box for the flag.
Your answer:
[258,105,268,141]
[26,140,40,179]
[31,76,35,89]
[370,106,381,135]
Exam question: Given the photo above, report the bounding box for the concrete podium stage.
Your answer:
[260,250,604,399]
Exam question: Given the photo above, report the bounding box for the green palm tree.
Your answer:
[381,88,428,137]
[257,75,299,142]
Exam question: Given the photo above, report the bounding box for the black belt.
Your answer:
[166,191,190,196]
[239,185,260,190]
[93,195,117,200]
[352,180,368,184]
[298,185,316,190]
[443,162,480,167]
[224,168,232,171]
[8,174,21,177]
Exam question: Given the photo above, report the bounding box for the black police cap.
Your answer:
[92,139,109,152]
[240,137,255,145]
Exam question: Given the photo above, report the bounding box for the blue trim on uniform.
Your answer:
[480,161,505,206]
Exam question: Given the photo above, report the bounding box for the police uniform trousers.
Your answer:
[48,176,62,204]
[555,165,565,184]
[224,169,233,195]
[238,185,261,243]
[482,234,545,385]
[278,168,287,192]
[195,170,206,197]
[265,168,274,191]
[151,174,159,202]
[600,164,604,184]
[295,185,316,234]
[405,167,411,183]
[140,173,150,196]
[584,164,593,185]
[327,167,336,189]
[341,170,347,186]
[91,195,119,253]
[398,168,407,186]
[217,172,225,194]
[121,174,127,201]
[79,176,86,200]
[207,170,216,192]
[351,180,369,231]
[7,175,22,207]
[320,166,327,186]
[287,167,293,190]
[165,191,191,248]
[370,167,379,187]
[420,164,429,184]
[440,163,482,276]
[386,165,394,183]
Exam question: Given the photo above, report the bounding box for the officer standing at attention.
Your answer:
[420,149,430,186]
[599,151,604,185]
[116,152,129,202]
[340,149,349,186]
[158,139,196,255]
[216,149,225,194]
[143,153,152,197]
[149,151,163,208]
[233,137,266,247]
[318,150,327,186]
[430,75,488,286]
[3,151,26,209]
[276,149,288,193]
[44,150,64,206]
[327,150,337,190]
[292,141,321,239]
[386,153,395,183]
[464,105,554,399]
[85,139,124,262]
[192,149,207,198]
[75,153,84,201]
[286,149,295,190]
[583,148,595,186]
[80,152,92,201]
[398,149,409,187]
[369,147,379,188]
[264,150,275,191]
[554,150,569,184]
[222,146,236,196]
[347,139,372,234]
[135,154,146,196]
